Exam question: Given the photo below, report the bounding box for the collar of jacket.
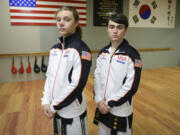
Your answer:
[105,39,129,53]
[59,32,80,48]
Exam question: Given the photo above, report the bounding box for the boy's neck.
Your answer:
[111,39,123,49]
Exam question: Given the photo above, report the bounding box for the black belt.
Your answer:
[94,108,133,135]
[53,110,87,135]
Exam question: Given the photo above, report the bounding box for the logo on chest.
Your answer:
[63,50,70,57]
[51,49,58,56]
[116,55,126,64]
[100,53,106,60]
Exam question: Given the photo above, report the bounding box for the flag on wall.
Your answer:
[9,0,87,26]
[129,0,176,28]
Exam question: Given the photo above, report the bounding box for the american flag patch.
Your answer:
[81,51,91,61]
[135,59,142,68]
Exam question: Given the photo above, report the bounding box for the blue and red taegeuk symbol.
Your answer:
[139,5,151,20]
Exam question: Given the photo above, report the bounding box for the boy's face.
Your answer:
[107,20,127,42]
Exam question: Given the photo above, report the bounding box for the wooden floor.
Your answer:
[0,66,180,135]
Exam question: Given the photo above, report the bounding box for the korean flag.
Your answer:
[129,0,176,28]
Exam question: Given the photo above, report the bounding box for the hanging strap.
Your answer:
[80,111,87,135]
[56,114,73,135]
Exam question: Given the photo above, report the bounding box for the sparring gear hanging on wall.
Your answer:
[19,57,24,74]
[41,56,47,73]
[11,57,17,74]
[26,56,31,73]
[34,56,40,73]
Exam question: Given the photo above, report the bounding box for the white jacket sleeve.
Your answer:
[41,55,53,106]
[94,56,104,103]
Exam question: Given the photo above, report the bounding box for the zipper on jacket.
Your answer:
[103,46,118,100]
[103,54,113,100]
[51,42,64,99]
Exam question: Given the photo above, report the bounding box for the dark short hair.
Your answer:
[108,13,129,28]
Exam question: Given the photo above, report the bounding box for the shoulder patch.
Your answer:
[135,59,142,68]
[81,51,91,61]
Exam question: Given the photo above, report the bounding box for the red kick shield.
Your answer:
[19,57,24,74]
[26,56,31,73]
[11,57,17,74]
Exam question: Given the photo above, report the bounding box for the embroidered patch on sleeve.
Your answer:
[81,51,91,61]
[135,59,142,68]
